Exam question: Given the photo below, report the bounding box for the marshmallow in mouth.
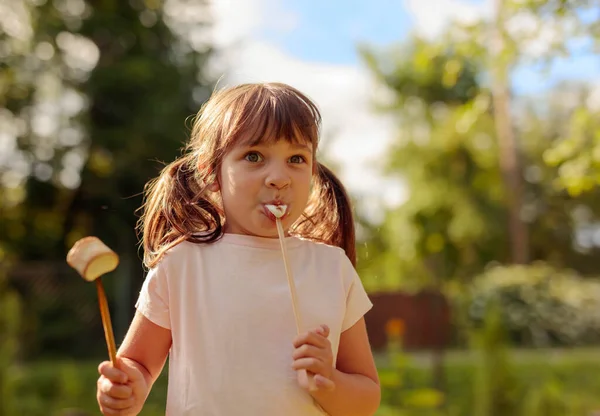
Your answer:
[266,204,287,219]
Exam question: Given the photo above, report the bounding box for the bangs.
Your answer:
[224,84,321,151]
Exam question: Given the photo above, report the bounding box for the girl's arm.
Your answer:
[118,311,172,387]
[97,312,171,415]
[311,317,381,416]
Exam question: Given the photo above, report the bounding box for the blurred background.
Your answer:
[1,0,600,414]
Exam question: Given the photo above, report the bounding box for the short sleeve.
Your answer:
[135,264,171,329]
[341,256,373,332]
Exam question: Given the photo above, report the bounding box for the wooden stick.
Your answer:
[96,278,117,366]
[275,218,318,392]
[275,219,303,332]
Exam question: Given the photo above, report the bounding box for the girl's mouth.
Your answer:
[263,203,288,221]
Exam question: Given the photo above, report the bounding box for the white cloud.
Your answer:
[208,0,407,214]
[210,0,298,47]
[404,0,493,39]
[209,0,265,47]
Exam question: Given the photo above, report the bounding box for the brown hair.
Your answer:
[138,82,356,268]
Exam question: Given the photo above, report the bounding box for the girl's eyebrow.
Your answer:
[290,143,312,152]
[242,142,313,152]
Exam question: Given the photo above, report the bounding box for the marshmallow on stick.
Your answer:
[266,204,318,392]
[67,236,119,365]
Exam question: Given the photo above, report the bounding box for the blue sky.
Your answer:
[262,0,410,64]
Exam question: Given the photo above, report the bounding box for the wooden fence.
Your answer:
[364,291,452,351]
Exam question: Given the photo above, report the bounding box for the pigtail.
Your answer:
[293,162,357,266]
[137,82,348,268]
[137,154,222,269]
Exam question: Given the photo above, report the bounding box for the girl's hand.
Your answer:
[292,324,336,392]
[97,357,149,415]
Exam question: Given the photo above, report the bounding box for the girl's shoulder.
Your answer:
[155,238,215,266]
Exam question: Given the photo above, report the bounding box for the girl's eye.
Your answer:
[245,152,263,163]
[289,155,306,164]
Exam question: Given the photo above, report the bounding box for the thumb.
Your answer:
[116,357,145,384]
[99,360,129,384]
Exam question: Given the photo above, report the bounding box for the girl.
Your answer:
[96,82,380,415]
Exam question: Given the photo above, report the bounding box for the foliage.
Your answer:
[376,319,600,415]
[5,359,167,416]
[358,30,600,294]
[468,263,600,347]
[470,300,520,416]
[0,0,214,357]
[544,104,600,196]
[3,348,600,416]
[505,0,600,60]
[358,35,507,291]
[1,0,213,257]
[502,0,600,194]
[0,273,22,416]
[378,320,445,414]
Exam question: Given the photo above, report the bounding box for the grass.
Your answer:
[6,359,168,416]
[376,347,600,415]
[4,348,600,415]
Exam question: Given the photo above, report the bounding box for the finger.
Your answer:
[99,393,136,411]
[292,344,330,361]
[99,362,129,384]
[317,324,330,338]
[99,404,131,415]
[293,331,329,349]
[98,376,132,399]
[292,357,326,374]
[117,357,145,383]
[106,383,133,399]
[314,374,336,391]
[99,406,121,416]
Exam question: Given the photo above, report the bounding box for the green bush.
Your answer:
[467,262,600,346]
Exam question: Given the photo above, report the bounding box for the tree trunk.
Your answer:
[491,0,529,264]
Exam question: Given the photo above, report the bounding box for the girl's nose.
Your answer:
[266,165,291,189]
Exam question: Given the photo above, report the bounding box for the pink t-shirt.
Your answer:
[136,233,373,416]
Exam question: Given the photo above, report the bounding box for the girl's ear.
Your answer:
[207,181,220,192]
[199,161,220,192]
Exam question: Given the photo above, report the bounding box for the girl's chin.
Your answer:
[256,217,288,236]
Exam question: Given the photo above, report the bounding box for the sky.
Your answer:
[210,0,598,218]
[0,0,596,217]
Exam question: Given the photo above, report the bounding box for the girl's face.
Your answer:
[215,137,313,237]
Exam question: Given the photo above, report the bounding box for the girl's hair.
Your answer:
[138,82,356,269]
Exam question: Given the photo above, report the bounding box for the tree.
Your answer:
[0,0,215,356]
[500,0,600,195]
[357,2,600,290]
[359,35,507,291]
[491,0,529,264]
[358,13,600,400]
